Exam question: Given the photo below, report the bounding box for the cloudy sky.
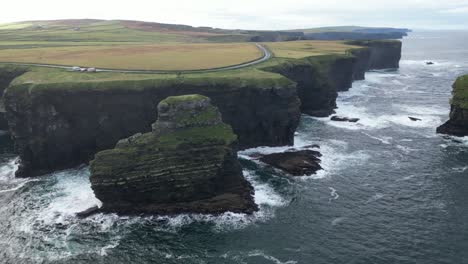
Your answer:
[1,0,468,30]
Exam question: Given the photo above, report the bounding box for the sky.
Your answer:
[1,0,468,30]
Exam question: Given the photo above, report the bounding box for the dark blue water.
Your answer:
[1,31,468,264]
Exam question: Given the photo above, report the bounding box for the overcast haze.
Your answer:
[1,0,468,30]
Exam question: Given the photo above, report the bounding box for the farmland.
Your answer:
[0,19,360,75]
[264,40,359,59]
[0,43,263,71]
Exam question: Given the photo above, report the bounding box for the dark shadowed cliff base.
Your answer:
[1,40,402,177]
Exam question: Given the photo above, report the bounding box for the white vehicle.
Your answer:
[71,66,81,72]
[87,68,97,72]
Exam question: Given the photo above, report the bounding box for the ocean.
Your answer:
[1,31,468,264]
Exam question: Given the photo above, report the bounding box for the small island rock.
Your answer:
[259,150,322,176]
[90,94,257,215]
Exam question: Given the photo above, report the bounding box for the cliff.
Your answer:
[348,40,402,69]
[305,31,407,41]
[264,40,402,117]
[437,75,468,137]
[4,74,300,177]
[0,66,28,130]
[265,54,356,117]
[90,95,257,215]
[2,40,402,177]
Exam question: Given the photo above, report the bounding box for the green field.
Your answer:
[0,19,367,84]
[265,40,359,59]
[0,43,263,71]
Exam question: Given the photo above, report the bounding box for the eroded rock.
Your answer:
[331,116,360,123]
[259,150,322,176]
[89,94,257,215]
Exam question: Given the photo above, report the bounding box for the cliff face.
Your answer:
[4,79,300,177]
[90,95,257,215]
[437,75,468,137]
[265,55,356,117]
[349,40,402,69]
[0,66,28,130]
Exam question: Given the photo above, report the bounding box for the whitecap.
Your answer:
[331,217,346,226]
[246,250,298,264]
[328,187,339,201]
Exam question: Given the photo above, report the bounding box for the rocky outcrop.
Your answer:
[90,95,257,215]
[437,75,468,137]
[331,116,360,122]
[4,78,300,177]
[259,149,322,176]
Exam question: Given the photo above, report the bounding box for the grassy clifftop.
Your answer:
[451,75,468,109]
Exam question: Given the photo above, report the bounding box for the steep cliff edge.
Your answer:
[437,75,468,137]
[0,66,28,130]
[90,95,257,215]
[4,75,300,177]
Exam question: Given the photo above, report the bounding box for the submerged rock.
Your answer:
[331,116,360,123]
[90,94,257,215]
[259,150,322,176]
[437,75,468,137]
[408,117,422,121]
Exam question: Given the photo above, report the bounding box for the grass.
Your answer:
[451,75,468,109]
[0,20,248,44]
[264,40,359,59]
[3,39,361,89]
[0,43,262,71]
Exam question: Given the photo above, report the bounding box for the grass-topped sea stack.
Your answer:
[438,75,468,136]
[89,94,257,215]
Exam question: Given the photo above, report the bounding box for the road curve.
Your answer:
[0,43,272,74]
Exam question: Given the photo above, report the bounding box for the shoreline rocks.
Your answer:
[89,95,257,215]
[331,116,360,123]
[258,149,322,176]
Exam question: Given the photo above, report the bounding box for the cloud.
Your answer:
[0,0,468,30]
[441,6,468,14]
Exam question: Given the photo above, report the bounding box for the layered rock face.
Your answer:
[437,75,468,136]
[5,80,300,177]
[90,95,257,215]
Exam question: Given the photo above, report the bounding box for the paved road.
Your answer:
[0,43,271,74]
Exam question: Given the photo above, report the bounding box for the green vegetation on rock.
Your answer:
[451,75,468,109]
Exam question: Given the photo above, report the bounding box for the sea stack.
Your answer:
[90,94,257,215]
[437,75,468,137]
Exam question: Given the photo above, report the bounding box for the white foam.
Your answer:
[331,217,346,226]
[362,132,392,144]
[0,157,39,194]
[452,166,468,173]
[247,250,298,264]
[328,187,339,201]
[37,167,102,225]
[366,193,384,204]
